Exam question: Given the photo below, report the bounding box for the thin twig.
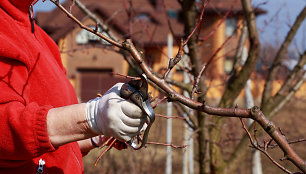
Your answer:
[173,102,197,130]
[156,113,185,120]
[201,0,238,41]
[191,63,206,100]
[204,20,243,76]
[94,138,117,166]
[147,142,188,148]
[239,118,292,174]
[72,0,119,42]
[268,138,306,149]
[183,0,208,46]
[112,72,141,80]
[152,97,167,109]
[69,0,75,13]
[163,39,184,79]
[50,0,123,48]
[196,0,210,41]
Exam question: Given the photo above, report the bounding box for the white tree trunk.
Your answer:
[242,46,263,174]
[182,47,194,174]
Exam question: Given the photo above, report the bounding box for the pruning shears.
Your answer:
[120,74,155,150]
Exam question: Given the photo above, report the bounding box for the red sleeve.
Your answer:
[0,58,56,163]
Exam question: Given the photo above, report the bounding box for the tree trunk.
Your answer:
[181,1,210,173]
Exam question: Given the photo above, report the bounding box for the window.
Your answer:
[225,18,237,37]
[133,13,151,22]
[167,10,177,18]
[224,57,233,73]
[75,25,111,45]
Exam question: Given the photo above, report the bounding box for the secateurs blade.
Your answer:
[120,74,155,150]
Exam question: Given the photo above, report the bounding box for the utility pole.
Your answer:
[166,33,173,174]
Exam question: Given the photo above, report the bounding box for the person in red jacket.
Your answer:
[0,0,146,173]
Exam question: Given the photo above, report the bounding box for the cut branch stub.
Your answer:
[163,39,184,79]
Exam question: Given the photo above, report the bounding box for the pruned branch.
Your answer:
[191,63,206,100]
[163,39,184,79]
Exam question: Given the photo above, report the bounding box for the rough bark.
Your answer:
[209,0,260,173]
[181,1,210,173]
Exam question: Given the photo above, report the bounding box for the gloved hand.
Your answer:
[85,83,147,142]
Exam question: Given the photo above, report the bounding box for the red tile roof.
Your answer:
[36,0,265,45]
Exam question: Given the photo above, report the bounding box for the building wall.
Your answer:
[58,18,129,101]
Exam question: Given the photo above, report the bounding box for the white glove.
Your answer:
[85,83,147,142]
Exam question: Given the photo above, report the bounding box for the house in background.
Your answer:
[36,0,270,102]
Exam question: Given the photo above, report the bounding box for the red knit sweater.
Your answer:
[0,0,84,173]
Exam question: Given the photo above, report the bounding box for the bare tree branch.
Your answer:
[239,118,292,174]
[201,0,238,42]
[146,142,188,149]
[50,0,122,48]
[270,52,306,115]
[250,107,305,173]
[268,138,306,149]
[262,6,306,106]
[191,63,206,100]
[226,7,306,174]
[270,71,306,117]
[71,0,119,42]
[173,102,197,130]
[183,0,208,46]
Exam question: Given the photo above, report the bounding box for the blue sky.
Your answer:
[253,0,305,53]
[34,0,305,52]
